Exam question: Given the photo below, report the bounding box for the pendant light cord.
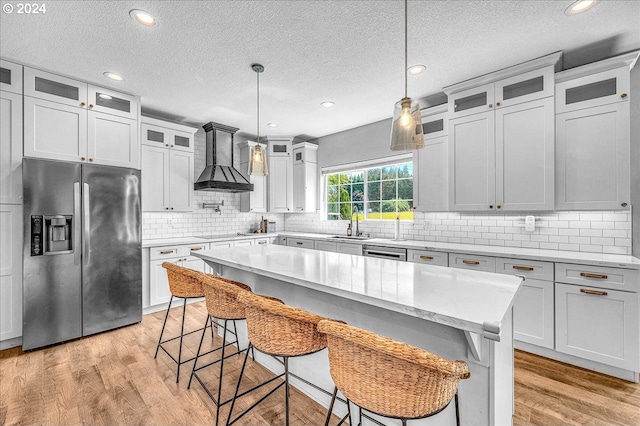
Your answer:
[404,0,408,99]
[256,69,260,142]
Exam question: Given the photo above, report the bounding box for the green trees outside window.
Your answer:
[326,162,413,221]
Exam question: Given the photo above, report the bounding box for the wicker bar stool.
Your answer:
[226,291,336,426]
[188,274,256,426]
[318,320,471,426]
[154,262,210,383]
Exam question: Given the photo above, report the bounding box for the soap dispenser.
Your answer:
[347,223,352,236]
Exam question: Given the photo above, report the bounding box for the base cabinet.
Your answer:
[0,204,22,343]
[513,279,554,349]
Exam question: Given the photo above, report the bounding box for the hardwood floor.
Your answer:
[1,301,639,425]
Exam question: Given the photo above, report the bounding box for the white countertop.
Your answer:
[193,244,522,340]
[277,232,640,269]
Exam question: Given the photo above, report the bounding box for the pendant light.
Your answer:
[389,0,424,151]
[248,63,269,176]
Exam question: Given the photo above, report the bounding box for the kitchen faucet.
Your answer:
[351,206,362,237]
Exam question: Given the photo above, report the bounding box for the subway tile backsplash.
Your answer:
[283,211,632,255]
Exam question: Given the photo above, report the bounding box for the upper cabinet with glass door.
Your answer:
[446,52,561,118]
[0,59,23,95]
[141,118,195,153]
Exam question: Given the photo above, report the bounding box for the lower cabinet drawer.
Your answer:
[555,263,639,292]
[337,243,362,255]
[314,240,337,252]
[555,283,639,370]
[496,258,554,281]
[287,237,315,249]
[407,249,448,267]
[513,279,554,349]
[448,253,496,272]
[150,245,184,260]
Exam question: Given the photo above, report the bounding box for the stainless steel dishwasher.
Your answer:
[362,245,407,261]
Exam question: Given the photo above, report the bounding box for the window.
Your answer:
[326,161,413,221]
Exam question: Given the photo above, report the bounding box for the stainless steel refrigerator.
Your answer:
[22,158,142,350]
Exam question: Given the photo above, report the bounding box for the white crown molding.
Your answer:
[555,50,640,83]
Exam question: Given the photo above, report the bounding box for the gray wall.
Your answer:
[631,65,640,257]
[312,118,394,169]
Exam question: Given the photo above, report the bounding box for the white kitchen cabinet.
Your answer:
[267,137,293,213]
[513,279,555,349]
[292,143,318,213]
[239,141,267,213]
[554,52,636,211]
[314,240,338,252]
[0,204,22,343]
[448,253,496,272]
[287,237,315,249]
[1,90,22,204]
[23,67,140,168]
[555,283,639,370]
[413,106,448,212]
[407,249,448,267]
[234,239,253,247]
[445,54,560,212]
[0,60,22,95]
[337,242,363,255]
[140,118,197,212]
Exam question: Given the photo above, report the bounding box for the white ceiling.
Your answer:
[1,1,639,140]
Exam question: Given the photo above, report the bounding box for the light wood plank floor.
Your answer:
[1,302,639,425]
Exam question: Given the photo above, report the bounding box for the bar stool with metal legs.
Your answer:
[188,274,256,426]
[318,320,471,426]
[154,262,210,383]
[226,291,339,426]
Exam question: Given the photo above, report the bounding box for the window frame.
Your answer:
[322,154,414,222]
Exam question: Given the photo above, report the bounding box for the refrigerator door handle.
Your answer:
[83,182,90,265]
[73,182,81,266]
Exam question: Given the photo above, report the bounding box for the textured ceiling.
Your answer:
[1,0,639,139]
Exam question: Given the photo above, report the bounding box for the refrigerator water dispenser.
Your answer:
[43,214,73,254]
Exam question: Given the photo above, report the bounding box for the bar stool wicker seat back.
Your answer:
[317,320,471,426]
[226,291,333,426]
[154,262,208,383]
[188,274,254,426]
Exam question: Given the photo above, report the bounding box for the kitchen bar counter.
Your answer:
[141,233,278,248]
[194,245,522,425]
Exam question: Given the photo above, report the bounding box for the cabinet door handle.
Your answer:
[580,272,608,280]
[621,202,628,207]
[489,205,493,209]
[258,241,267,244]
[81,156,86,161]
[488,103,493,108]
[89,158,94,162]
[419,255,434,260]
[513,265,534,271]
[159,250,174,254]
[463,260,480,265]
[80,102,86,107]
[190,247,202,251]
[580,288,608,296]
[620,93,628,99]
[496,101,501,106]
[496,205,501,209]
[296,242,303,245]
[89,104,94,108]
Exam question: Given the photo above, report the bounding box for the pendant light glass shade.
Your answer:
[248,144,268,176]
[389,0,424,151]
[249,63,269,176]
[390,97,424,151]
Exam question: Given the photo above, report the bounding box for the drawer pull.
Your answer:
[258,241,267,244]
[296,242,303,245]
[420,255,434,260]
[513,265,534,271]
[580,288,608,296]
[159,250,174,255]
[462,260,480,265]
[580,272,608,280]
[190,247,202,251]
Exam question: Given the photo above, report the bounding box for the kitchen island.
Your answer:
[193,244,522,425]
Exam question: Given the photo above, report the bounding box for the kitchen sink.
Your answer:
[329,235,370,241]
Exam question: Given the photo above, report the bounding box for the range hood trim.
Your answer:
[194,121,254,193]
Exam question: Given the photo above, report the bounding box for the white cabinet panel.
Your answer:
[407,249,448,267]
[314,240,337,252]
[169,150,193,211]
[496,258,554,282]
[448,253,496,272]
[555,283,639,370]
[414,135,447,212]
[292,143,318,213]
[24,96,87,162]
[449,112,495,211]
[513,279,554,349]
[24,67,87,108]
[337,243,363,255]
[141,145,170,212]
[556,66,630,114]
[495,97,554,211]
[0,205,22,341]
[234,239,253,247]
[556,102,630,210]
[555,263,638,292]
[1,91,22,204]
[88,85,138,120]
[269,155,292,212]
[287,237,315,249]
[88,112,138,168]
[149,258,177,306]
[0,60,22,95]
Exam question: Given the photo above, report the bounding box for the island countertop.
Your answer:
[193,244,523,340]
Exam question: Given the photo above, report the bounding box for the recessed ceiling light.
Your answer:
[320,101,335,108]
[130,9,157,27]
[103,72,125,81]
[98,94,113,100]
[565,0,597,15]
[408,65,426,75]
[267,122,278,128]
